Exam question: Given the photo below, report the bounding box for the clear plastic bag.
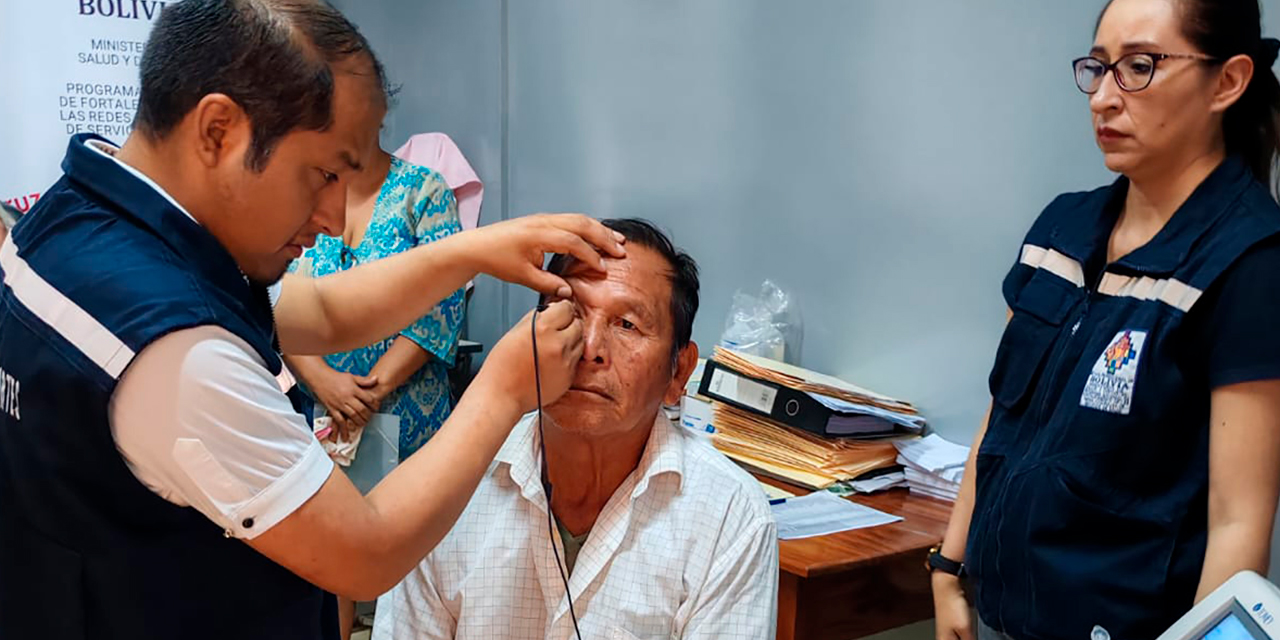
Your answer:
[718,280,803,364]
[345,414,400,495]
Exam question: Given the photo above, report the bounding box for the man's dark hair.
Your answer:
[545,218,700,365]
[135,0,389,171]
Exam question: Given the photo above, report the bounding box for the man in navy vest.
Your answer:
[0,1,624,638]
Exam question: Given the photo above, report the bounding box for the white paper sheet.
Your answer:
[759,481,797,502]
[849,471,907,494]
[771,490,903,540]
[807,392,927,431]
[899,458,965,485]
[894,433,969,473]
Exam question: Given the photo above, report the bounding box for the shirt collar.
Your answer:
[1049,156,1254,276]
[496,411,686,505]
[62,134,211,249]
[82,138,199,225]
[81,138,278,298]
[629,412,685,499]
[61,133,275,330]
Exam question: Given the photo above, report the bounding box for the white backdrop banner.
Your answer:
[1,1,172,214]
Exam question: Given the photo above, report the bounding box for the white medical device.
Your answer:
[1157,571,1280,640]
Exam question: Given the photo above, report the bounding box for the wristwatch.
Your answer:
[926,543,966,578]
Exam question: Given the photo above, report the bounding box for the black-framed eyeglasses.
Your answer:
[1072,52,1222,94]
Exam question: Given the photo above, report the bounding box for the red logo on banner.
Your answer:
[3,193,42,214]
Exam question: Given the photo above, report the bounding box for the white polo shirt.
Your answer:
[94,140,331,540]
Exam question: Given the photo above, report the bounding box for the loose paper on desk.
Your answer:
[759,481,797,502]
[894,433,968,473]
[771,491,902,540]
[848,470,906,494]
[806,392,926,432]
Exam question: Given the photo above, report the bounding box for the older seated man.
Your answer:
[373,219,778,639]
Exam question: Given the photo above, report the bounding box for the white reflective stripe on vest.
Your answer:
[1098,272,1204,313]
[1020,244,1086,288]
[0,236,134,379]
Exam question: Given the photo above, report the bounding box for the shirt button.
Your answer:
[242,517,255,529]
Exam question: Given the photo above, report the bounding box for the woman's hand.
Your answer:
[310,368,380,441]
[933,572,974,640]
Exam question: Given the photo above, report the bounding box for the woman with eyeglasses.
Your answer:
[931,1,1280,639]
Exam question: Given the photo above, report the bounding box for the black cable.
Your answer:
[532,305,584,640]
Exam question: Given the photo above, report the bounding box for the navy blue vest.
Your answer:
[969,158,1280,640]
[0,135,336,640]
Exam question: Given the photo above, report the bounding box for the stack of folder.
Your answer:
[701,348,925,438]
[698,348,925,489]
[893,434,969,502]
[713,403,902,488]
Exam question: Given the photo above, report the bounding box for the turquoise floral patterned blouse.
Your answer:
[289,157,465,459]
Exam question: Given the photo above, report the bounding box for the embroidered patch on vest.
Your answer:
[1080,330,1147,415]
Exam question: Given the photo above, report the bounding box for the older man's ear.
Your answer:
[664,342,701,406]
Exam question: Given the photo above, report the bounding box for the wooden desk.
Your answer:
[759,477,951,640]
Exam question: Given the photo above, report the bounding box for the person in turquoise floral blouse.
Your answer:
[284,148,465,460]
[283,146,466,640]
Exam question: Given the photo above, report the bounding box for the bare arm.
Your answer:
[274,236,473,356]
[1196,379,1280,601]
[282,354,337,392]
[247,302,585,601]
[249,380,520,601]
[938,407,990,562]
[368,337,433,402]
[932,406,990,640]
[940,311,1009,566]
[934,309,1010,640]
[275,214,625,356]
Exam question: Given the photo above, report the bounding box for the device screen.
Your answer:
[1200,602,1270,640]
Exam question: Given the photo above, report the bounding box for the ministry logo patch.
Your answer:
[1080,330,1147,415]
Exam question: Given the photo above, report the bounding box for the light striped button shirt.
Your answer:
[373,412,779,640]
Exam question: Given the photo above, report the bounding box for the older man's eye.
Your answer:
[619,319,637,331]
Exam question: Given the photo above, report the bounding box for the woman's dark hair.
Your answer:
[136,0,390,171]
[1177,0,1280,191]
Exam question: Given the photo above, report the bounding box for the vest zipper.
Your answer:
[992,267,1105,629]
[1034,269,1105,426]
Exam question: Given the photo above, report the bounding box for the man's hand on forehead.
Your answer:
[461,214,624,299]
